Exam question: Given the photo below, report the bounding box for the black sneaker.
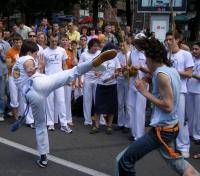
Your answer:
[128,136,135,142]
[90,126,99,134]
[36,155,48,168]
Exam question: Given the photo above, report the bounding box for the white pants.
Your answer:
[176,93,190,153]
[64,85,72,123]
[83,80,97,125]
[25,62,93,155]
[46,86,67,127]
[9,76,19,108]
[186,93,200,140]
[127,81,146,139]
[8,76,24,115]
[117,78,129,128]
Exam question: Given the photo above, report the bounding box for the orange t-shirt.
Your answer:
[66,49,74,69]
[5,47,20,75]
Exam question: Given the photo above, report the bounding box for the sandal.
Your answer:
[193,153,200,159]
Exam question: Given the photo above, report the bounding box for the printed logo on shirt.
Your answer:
[172,58,178,69]
[13,67,20,79]
[47,54,60,64]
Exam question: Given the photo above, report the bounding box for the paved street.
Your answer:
[0,117,199,176]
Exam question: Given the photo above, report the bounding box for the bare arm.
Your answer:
[62,60,67,70]
[135,72,173,112]
[178,67,193,78]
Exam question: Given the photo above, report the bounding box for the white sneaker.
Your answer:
[48,125,55,131]
[60,126,72,134]
[0,115,4,122]
[181,151,190,158]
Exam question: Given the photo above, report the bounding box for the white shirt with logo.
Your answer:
[44,46,67,75]
[98,57,121,85]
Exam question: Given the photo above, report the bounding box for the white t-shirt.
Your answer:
[98,57,121,85]
[79,50,101,81]
[187,57,200,94]
[13,55,36,95]
[171,49,194,93]
[44,46,67,75]
[117,51,130,80]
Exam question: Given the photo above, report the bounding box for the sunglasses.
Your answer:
[29,35,36,37]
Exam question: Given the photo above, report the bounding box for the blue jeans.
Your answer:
[117,128,189,176]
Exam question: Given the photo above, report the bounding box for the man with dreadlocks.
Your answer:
[116,38,200,176]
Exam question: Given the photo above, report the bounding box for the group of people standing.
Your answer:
[0,17,200,174]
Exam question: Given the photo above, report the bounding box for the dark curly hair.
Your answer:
[135,38,172,67]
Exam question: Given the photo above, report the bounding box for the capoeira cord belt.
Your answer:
[155,124,181,158]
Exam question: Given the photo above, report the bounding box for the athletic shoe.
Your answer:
[36,154,48,168]
[92,50,117,67]
[90,126,99,134]
[181,151,190,158]
[0,115,4,122]
[128,136,135,142]
[106,126,113,135]
[48,125,55,131]
[27,123,35,129]
[60,126,72,134]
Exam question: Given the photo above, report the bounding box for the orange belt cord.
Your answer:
[155,125,181,158]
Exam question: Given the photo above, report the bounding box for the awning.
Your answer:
[175,14,192,22]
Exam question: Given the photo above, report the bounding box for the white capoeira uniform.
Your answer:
[14,55,94,155]
[79,50,101,125]
[25,44,44,125]
[186,56,200,141]
[116,51,130,128]
[44,46,68,127]
[8,54,33,122]
[127,49,148,140]
[171,49,194,154]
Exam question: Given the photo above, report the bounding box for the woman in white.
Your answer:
[187,42,200,145]
[91,43,121,134]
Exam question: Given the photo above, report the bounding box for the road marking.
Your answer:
[0,137,111,176]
